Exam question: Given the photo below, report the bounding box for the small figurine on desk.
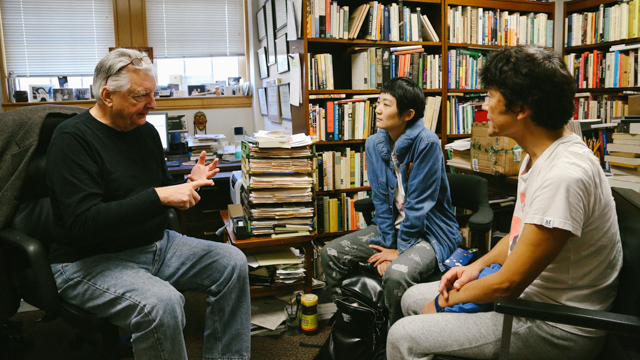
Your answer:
[193,111,207,135]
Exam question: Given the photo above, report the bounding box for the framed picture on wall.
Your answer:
[258,87,268,116]
[278,83,291,119]
[274,0,287,31]
[257,47,269,79]
[256,5,267,41]
[264,0,276,65]
[265,78,281,123]
[275,35,289,74]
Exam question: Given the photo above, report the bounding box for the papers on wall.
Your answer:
[288,53,302,105]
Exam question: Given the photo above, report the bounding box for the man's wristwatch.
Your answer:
[434,293,445,313]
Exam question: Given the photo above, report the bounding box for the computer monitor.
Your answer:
[146,112,169,152]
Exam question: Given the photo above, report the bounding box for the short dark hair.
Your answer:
[480,45,576,131]
[380,77,425,126]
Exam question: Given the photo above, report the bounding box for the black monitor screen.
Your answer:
[146,112,169,151]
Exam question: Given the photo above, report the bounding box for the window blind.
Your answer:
[1,0,115,77]
[146,0,245,58]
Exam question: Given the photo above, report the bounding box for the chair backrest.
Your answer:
[12,110,82,251]
[446,173,489,213]
[611,187,640,318]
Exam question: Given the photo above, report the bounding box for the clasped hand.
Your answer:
[422,263,482,314]
[368,244,399,276]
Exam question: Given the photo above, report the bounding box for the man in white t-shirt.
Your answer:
[387,45,623,360]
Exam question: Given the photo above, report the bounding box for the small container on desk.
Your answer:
[220,209,315,297]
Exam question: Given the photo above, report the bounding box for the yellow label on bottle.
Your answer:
[300,313,318,331]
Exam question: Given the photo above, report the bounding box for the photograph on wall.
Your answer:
[264,0,276,65]
[53,88,74,101]
[275,35,289,74]
[187,85,206,96]
[274,0,287,31]
[258,87,268,116]
[257,5,267,41]
[278,83,291,119]
[258,47,269,79]
[74,88,91,100]
[265,78,281,123]
[29,85,52,102]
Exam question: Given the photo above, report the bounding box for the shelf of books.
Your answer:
[563,0,640,192]
[291,0,556,240]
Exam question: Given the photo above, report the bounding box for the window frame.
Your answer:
[0,0,252,110]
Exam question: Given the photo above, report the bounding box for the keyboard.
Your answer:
[166,160,181,167]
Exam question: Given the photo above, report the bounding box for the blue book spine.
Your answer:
[547,20,553,47]
[391,54,396,79]
[614,50,619,88]
[567,14,572,46]
[384,6,390,41]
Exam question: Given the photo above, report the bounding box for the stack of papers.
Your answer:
[252,130,312,149]
[249,206,314,219]
[445,138,472,170]
[275,264,306,284]
[249,174,313,188]
[247,158,312,172]
[249,147,312,157]
[249,188,313,203]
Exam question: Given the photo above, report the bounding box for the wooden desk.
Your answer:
[220,210,314,297]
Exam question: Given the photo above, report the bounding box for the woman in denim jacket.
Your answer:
[320,77,462,325]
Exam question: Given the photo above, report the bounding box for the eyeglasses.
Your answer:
[106,56,152,84]
[123,56,152,68]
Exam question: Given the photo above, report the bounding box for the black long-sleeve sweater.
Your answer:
[47,110,174,263]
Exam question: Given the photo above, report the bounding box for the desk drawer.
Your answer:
[184,219,225,242]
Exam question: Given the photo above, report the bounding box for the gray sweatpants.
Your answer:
[320,225,437,326]
[387,281,605,360]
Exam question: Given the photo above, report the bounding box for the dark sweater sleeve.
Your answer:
[48,130,166,250]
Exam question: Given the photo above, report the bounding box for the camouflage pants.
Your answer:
[320,225,437,326]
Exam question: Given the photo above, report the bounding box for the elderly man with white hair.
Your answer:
[46,48,250,360]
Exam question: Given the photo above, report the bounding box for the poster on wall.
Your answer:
[265,0,276,65]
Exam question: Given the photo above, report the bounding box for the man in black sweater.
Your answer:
[47,48,250,360]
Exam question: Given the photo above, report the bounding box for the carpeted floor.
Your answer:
[7,292,332,360]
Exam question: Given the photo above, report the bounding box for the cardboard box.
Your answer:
[470,123,525,176]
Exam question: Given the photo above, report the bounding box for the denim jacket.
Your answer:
[365,117,462,271]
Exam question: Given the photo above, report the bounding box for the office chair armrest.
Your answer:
[166,208,181,232]
[354,198,374,226]
[0,227,60,314]
[354,197,374,213]
[468,204,493,234]
[494,296,640,336]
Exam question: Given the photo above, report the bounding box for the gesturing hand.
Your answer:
[155,179,214,210]
[187,150,220,183]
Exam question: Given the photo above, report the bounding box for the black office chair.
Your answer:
[354,172,494,251]
[350,172,494,284]
[0,106,180,359]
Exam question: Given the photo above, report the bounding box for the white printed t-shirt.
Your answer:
[509,133,622,337]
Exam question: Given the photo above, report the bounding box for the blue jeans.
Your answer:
[51,230,250,360]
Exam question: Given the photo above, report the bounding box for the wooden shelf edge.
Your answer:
[314,139,367,144]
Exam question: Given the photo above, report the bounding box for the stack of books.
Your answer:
[241,140,316,236]
[606,128,640,192]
